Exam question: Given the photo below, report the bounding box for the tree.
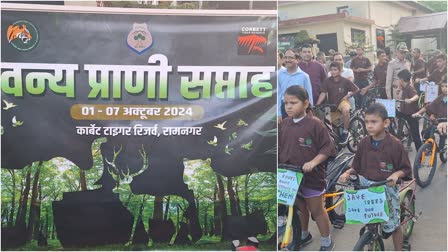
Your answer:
[418,1,447,12]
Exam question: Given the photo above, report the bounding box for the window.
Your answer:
[376,29,385,49]
[351,28,366,44]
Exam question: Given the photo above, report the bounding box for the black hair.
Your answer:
[365,103,389,120]
[285,85,309,103]
[397,69,412,82]
[278,52,284,58]
[413,48,421,54]
[301,43,312,49]
[376,49,385,57]
[329,61,342,71]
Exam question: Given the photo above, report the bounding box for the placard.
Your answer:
[425,84,439,103]
[376,99,396,118]
[344,186,389,224]
[277,169,303,206]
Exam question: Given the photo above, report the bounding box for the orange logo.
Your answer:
[7,24,32,43]
[238,34,267,55]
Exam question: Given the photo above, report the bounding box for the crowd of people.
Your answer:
[277,43,447,251]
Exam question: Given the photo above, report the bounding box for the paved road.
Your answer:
[302,149,447,251]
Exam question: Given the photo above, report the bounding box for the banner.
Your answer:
[1,4,277,250]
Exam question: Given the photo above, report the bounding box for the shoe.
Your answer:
[319,239,335,251]
[340,132,350,144]
[298,233,313,248]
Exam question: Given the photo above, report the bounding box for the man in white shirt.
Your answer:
[327,52,354,81]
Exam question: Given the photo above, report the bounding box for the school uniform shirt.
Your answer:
[425,95,447,119]
[298,60,327,103]
[350,56,372,81]
[278,115,336,190]
[352,133,412,182]
[400,84,419,115]
[411,57,426,79]
[373,62,388,87]
[428,67,447,85]
[320,76,359,105]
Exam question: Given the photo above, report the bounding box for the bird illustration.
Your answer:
[237,119,248,127]
[225,145,233,155]
[213,121,227,130]
[241,140,253,150]
[3,100,17,110]
[229,132,237,141]
[12,116,23,127]
[207,136,218,146]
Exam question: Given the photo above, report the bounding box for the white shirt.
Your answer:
[328,67,354,81]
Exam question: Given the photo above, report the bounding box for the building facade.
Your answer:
[278,1,434,60]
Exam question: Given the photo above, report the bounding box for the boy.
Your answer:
[317,62,359,144]
[396,69,422,150]
[412,80,447,147]
[339,103,412,251]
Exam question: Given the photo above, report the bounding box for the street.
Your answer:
[303,149,447,251]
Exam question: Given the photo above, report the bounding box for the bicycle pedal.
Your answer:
[333,219,345,229]
[412,211,423,222]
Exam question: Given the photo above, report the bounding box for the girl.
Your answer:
[278,85,336,251]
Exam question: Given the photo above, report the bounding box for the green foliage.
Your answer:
[418,1,447,12]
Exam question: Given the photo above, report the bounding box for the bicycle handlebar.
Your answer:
[314,104,338,110]
[415,115,447,123]
[278,163,303,173]
[335,178,402,190]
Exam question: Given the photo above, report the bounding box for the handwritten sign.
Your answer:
[277,169,303,206]
[344,186,389,224]
[420,81,436,92]
[376,99,396,118]
[425,84,439,103]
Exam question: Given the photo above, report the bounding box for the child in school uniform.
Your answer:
[413,80,447,147]
[339,103,412,251]
[316,62,359,144]
[279,85,336,251]
[396,69,422,150]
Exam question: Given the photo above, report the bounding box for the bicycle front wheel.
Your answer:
[353,231,385,251]
[398,117,413,152]
[278,205,301,251]
[348,117,366,153]
[414,142,437,188]
[440,140,447,163]
[401,192,415,240]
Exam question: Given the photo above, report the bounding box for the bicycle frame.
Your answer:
[421,137,437,166]
[399,179,417,227]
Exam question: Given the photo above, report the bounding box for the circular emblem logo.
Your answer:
[305,138,312,145]
[7,20,39,51]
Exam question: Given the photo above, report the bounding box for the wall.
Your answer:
[279,20,346,52]
[278,1,367,20]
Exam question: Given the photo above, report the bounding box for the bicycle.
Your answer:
[413,116,447,187]
[315,104,367,154]
[278,164,303,251]
[335,175,419,251]
[324,152,355,227]
[388,100,414,152]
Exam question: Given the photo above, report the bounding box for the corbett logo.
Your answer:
[298,138,305,144]
[7,20,39,51]
[127,23,153,55]
[238,27,267,55]
[338,87,345,93]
